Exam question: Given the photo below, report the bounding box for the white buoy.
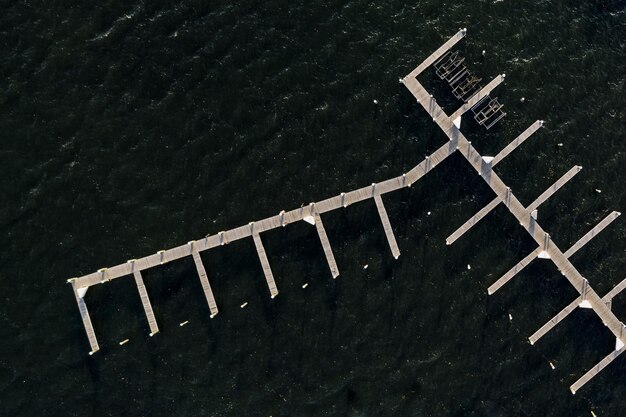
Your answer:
[119,339,129,346]
[427,211,431,215]
[363,264,369,270]
[302,283,308,289]
[240,302,248,308]
[179,320,189,327]
[557,143,563,147]
[482,50,486,56]
[467,264,471,270]
[508,313,513,322]
[549,361,555,370]
[520,97,525,103]
[373,99,378,105]
[595,189,602,193]
[591,410,597,417]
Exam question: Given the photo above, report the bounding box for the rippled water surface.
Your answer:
[1,1,625,416]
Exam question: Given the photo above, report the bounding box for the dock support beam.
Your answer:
[373,189,400,259]
[190,245,219,317]
[251,227,279,298]
[70,281,100,354]
[130,265,159,336]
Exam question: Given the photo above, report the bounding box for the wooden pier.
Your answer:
[374,192,400,259]
[449,74,505,122]
[131,267,159,336]
[563,211,621,258]
[252,229,279,298]
[488,248,543,295]
[488,210,620,295]
[67,29,624,394]
[447,163,579,248]
[190,248,219,317]
[490,121,543,167]
[400,30,625,393]
[313,208,340,279]
[71,281,99,355]
[446,197,501,246]
[530,274,626,345]
[525,166,582,214]
[571,346,625,394]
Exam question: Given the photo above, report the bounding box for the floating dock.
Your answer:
[67,28,624,395]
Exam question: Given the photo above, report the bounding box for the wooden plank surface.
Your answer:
[563,211,621,258]
[71,281,99,354]
[488,248,541,295]
[403,68,624,353]
[191,250,219,317]
[603,277,626,302]
[448,74,505,122]
[570,347,625,394]
[531,276,626,345]
[491,121,542,167]
[529,297,580,345]
[525,166,582,213]
[374,194,401,259]
[252,233,279,298]
[132,270,159,335]
[446,196,500,245]
[405,29,466,79]
[314,211,340,278]
[69,32,625,386]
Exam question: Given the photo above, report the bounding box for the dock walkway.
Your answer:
[68,30,624,394]
[401,31,624,393]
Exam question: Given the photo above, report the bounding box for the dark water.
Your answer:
[1,1,625,416]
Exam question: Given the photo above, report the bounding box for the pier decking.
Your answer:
[446,197,501,246]
[449,74,505,122]
[446,163,579,248]
[252,231,279,298]
[571,346,625,394]
[400,29,625,393]
[313,209,340,279]
[374,194,401,259]
[525,166,582,214]
[488,210,620,295]
[132,268,159,336]
[191,249,219,317]
[490,121,542,167]
[67,28,624,395]
[71,281,99,355]
[529,275,626,345]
